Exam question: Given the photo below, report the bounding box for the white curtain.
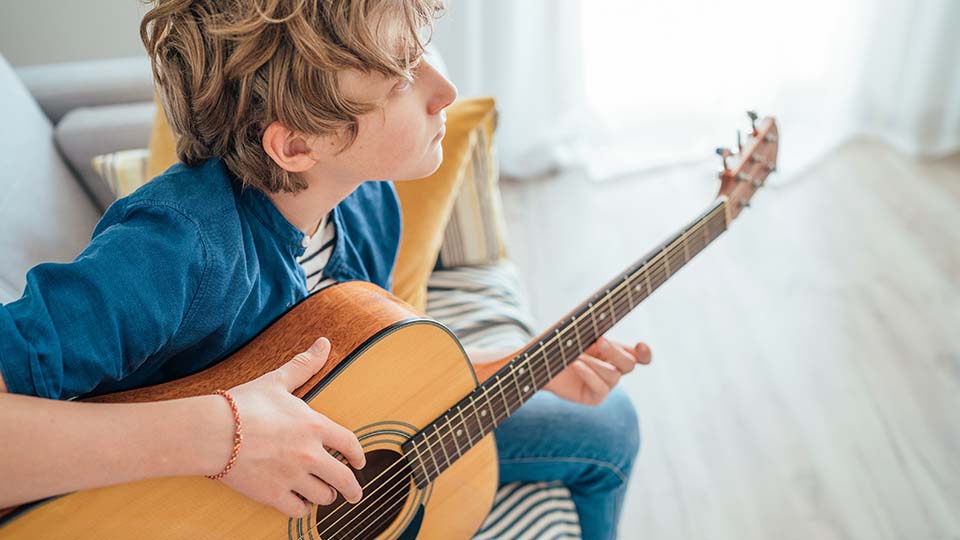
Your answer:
[430,0,960,182]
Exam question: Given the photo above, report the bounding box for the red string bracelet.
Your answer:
[206,389,243,480]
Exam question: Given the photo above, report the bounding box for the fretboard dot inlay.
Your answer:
[481,410,487,416]
[566,339,573,347]
[456,429,462,436]
[523,385,530,393]
[599,313,606,319]
[518,367,525,374]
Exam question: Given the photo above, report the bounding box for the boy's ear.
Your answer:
[261,120,331,173]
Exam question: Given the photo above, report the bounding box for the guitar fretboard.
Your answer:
[402,198,729,487]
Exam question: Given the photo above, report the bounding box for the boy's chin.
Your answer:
[394,150,444,182]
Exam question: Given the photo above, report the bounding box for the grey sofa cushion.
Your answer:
[55,101,156,211]
[15,56,154,125]
[0,54,102,303]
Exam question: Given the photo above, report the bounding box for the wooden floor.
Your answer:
[498,138,960,540]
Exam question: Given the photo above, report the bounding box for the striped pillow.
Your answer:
[474,481,582,540]
[90,148,150,198]
[435,107,511,270]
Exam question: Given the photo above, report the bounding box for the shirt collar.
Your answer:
[218,158,315,258]
[217,158,352,279]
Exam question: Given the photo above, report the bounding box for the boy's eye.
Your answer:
[394,77,413,91]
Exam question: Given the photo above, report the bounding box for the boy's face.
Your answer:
[330,53,458,183]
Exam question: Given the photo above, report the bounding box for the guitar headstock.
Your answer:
[715,111,779,221]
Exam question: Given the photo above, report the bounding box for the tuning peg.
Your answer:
[736,129,744,152]
[746,110,759,135]
[716,147,734,171]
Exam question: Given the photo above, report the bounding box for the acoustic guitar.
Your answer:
[0,113,779,539]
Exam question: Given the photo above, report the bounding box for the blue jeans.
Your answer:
[493,386,641,540]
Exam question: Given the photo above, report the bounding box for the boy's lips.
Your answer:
[432,124,446,142]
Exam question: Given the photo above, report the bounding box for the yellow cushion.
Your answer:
[143,94,498,312]
[391,97,498,312]
[146,91,178,180]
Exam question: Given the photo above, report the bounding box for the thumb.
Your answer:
[276,337,330,392]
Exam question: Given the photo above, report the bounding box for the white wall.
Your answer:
[0,1,149,67]
[0,1,466,69]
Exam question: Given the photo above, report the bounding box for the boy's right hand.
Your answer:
[210,336,366,518]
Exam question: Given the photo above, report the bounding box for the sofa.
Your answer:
[0,50,582,539]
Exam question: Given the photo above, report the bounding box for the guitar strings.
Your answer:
[299,204,728,540]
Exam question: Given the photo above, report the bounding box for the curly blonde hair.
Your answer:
[140,0,445,193]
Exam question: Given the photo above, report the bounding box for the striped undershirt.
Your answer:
[296,211,338,293]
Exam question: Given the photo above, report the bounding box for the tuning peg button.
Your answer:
[747,110,759,135]
[716,147,734,170]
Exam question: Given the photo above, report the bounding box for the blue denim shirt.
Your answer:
[0,157,402,399]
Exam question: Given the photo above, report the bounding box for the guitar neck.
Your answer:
[402,197,730,488]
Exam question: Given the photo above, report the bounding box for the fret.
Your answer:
[673,244,685,269]
[605,289,617,327]
[495,375,511,422]
[587,303,599,342]
[668,245,684,273]
[651,264,668,289]
[573,315,584,360]
[477,391,494,430]
[444,412,462,459]
[430,424,451,471]
[690,227,705,252]
[643,266,653,299]
[546,329,558,380]
[410,437,429,485]
[509,366,525,407]
[419,432,441,481]
[427,424,450,474]
[559,323,572,367]
[625,274,637,310]
[454,404,475,447]
[469,394,487,436]
[523,351,540,392]
[672,243,684,266]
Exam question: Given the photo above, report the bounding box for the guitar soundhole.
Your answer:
[312,448,412,540]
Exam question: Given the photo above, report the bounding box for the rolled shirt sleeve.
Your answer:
[0,201,207,399]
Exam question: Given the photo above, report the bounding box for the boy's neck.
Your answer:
[265,179,365,237]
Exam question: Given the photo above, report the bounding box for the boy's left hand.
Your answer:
[542,336,652,406]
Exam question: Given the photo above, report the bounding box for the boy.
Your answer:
[0,1,649,538]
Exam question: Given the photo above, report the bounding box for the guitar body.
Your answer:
[0,281,499,540]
